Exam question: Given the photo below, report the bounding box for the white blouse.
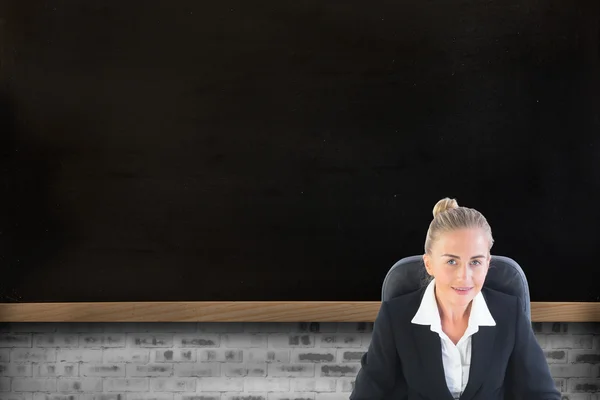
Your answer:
[411,279,496,399]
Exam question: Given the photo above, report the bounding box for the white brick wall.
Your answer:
[0,322,598,400]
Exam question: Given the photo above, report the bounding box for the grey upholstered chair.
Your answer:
[381,255,532,321]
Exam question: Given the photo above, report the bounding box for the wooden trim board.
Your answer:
[0,302,599,322]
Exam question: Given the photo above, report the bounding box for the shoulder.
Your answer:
[380,287,426,322]
[481,286,521,324]
[481,286,519,306]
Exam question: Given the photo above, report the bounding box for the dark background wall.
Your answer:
[0,0,599,302]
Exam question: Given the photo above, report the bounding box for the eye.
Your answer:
[471,259,482,266]
[446,259,457,265]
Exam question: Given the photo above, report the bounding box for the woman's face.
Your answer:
[423,228,491,310]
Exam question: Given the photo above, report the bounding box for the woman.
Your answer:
[350,198,560,400]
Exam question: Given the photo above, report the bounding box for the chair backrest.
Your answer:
[381,255,531,321]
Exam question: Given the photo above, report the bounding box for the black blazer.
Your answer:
[349,287,560,400]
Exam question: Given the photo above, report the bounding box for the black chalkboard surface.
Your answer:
[1,0,599,303]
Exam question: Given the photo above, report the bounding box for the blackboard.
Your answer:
[1,0,599,303]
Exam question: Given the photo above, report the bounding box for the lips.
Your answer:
[452,287,473,295]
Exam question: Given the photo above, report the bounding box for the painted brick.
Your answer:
[296,323,337,334]
[337,323,373,333]
[129,335,173,348]
[150,378,196,392]
[127,323,197,334]
[37,363,79,378]
[544,350,568,363]
[319,364,360,377]
[549,335,593,349]
[559,395,592,400]
[126,394,174,400]
[318,335,361,348]
[197,323,244,333]
[57,378,103,392]
[34,335,78,348]
[174,363,220,377]
[567,323,600,334]
[337,349,364,363]
[0,377,9,392]
[534,334,547,349]
[224,335,267,348]
[223,363,266,377]
[555,378,567,393]
[126,364,172,377]
[104,379,149,392]
[198,350,243,363]
[360,333,371,349]
[80,394,122,400]
[551,323,569,334]
[2,321,599,400]
[81,335,126,348]
[33,395,77,400]
[315,394,351,400]
[244,324,292,333]
[197,378,244,392]
[104,349,149,363]
[337,378,355,392]
[155,350,195,363]
[550,364,593,378]
[11,349,56,362]
[57,350,102,363]
[81,364,125,377]
[12,378,57,392]
[244,350,289,363]
[56,324,103,334]
[98,323,140,333]
[0,363,32,376]
[244,378,289,392]
[222,393,266,400]
[6,324,56,333]
[267,393,315,400]
[292,350,335,363]
[175,393,220,400]
[0,335,32,347]
[175,335,219,348]
[534,323,565,334]
[292,379,336,393]
[269,335,314,349]
[268,364,315,377]
[79,393,125,400]
[0,394,33,400]
[570,350,600,364]
[568,379,600,392]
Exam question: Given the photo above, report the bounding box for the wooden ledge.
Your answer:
[0,302,599,322]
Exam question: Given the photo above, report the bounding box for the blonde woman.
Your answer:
[350,198,559,400]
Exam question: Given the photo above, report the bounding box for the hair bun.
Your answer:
[432,197,459,218]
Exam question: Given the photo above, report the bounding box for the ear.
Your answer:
[423,254,433,276]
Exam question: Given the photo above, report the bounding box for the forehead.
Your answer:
[433,228,489,254]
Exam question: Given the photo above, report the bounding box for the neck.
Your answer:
[434,287,472,324]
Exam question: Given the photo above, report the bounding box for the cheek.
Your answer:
[436,267,455,283]
[473,267,488,283]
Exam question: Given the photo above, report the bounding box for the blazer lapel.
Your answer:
[459,325,496,400]
[412,324,455,400]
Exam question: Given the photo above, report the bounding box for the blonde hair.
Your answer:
[424,197,494,255]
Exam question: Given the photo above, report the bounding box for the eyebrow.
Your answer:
[441,254,486,259]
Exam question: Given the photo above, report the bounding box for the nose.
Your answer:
[457,264,471,280]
